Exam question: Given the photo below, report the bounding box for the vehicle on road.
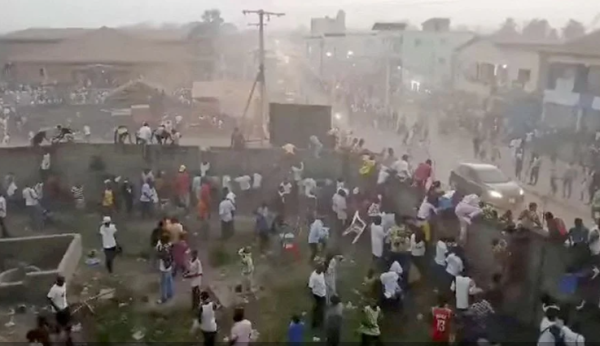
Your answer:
[449,162,524,210]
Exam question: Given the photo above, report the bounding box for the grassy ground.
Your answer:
[1,209,435,343]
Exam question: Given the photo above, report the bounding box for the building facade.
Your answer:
[453,38,547,97]
[540,30,600,131]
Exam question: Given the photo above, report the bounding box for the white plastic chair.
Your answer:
[343,210,367,244]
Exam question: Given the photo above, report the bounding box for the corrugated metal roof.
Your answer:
[8,27,198,63]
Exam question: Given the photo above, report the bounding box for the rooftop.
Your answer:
[7,27,198,64]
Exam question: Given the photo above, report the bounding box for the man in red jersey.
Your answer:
[431,295,454,344]
[413,159,433,193]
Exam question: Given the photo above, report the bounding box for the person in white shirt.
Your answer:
[302,177,317,198]
[332,189,348,230]
[450,271,477,311]
[230,307,253,346]
[219,190,236,239]
[308,265,327,329]
[139,181,154,218]
[380,261,403,301]
[445,250,464,277]
[191,291,218,344]
[434,238,450,289]
[410,230,426,276]
[234,175,252,192]
[308,217,329,260]
[370,216,387,268]
[291,161,304,184]
[392,154,411,181]
[185,250,203,309]
[200,160,211,177]
[377,167,390,185]
[99,216,118,274]
[47,275,70,328]
[137,122,152,144]
[252,173,262,190]
[40,152,51,180]
[83,125,91,142]
[588,221,600,256]
[537,305,585,346]
[0,193,8,238]
[22,184,42,231]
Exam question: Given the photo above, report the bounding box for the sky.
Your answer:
[1,0,599,33]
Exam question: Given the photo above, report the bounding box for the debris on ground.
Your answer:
[71,323,82,332]
[98,288,116,300]
[4,318,15,328]
[132,329,145,341]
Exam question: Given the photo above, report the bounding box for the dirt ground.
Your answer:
[0,206,439,343]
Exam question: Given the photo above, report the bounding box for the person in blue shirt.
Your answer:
[308,216,328,262]
[255,203,271,254]
[288,314,304,344]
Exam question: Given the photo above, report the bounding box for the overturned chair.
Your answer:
[343,210,367,244]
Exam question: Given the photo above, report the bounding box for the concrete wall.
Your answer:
[0,234,82,304]
[0,144,348,202]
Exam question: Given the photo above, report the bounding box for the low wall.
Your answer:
[0,144,349,203]
[387,182,570,326]
[0,234,82,304]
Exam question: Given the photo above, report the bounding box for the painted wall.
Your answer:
[454,40,541,96]
[399,30,474,86]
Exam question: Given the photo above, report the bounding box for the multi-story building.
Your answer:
[539,30,600,130]
[453,36,553,97]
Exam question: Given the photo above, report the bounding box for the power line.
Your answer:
[241,9,285,142]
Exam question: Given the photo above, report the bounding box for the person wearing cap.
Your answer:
[99,216,118,273]
[176,165,191,211]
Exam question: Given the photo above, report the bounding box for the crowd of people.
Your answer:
[4,94,600,346]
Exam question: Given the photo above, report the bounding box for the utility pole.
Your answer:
[242,9,285,143]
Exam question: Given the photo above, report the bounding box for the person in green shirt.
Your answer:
[358,300,382,346]
[592,189,600,220]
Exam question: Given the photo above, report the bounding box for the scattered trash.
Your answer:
[417,313,423,320]
[301,311,307,317]
[352,289,362,296]
[223,337,230,342]
[250,329,260,341]
[118,303,128,308]
[98,288,115,300]
[313,337,321,341]
[345,302,356,310]
[85,250,101,266]
[4,318,15,328]
[136,258,147,262]
[71,323,82,332]
[132,329,145,341]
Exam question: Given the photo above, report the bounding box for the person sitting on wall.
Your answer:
[114,125,132,144]
[52,125,74,143]
[153,123,171,145]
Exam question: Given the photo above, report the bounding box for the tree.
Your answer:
[496,18,519,37]
[562,19,586,40]
[522,19,551,40]
[201,9,224,25]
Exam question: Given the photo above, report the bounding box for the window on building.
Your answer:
[517,69,531,84]
[588,66,600,95]
[414,39,421,47]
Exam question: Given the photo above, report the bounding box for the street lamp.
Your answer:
[347,50,354,57]
[326,52,333,58]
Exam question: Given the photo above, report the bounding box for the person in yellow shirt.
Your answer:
[101,180,115,216]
